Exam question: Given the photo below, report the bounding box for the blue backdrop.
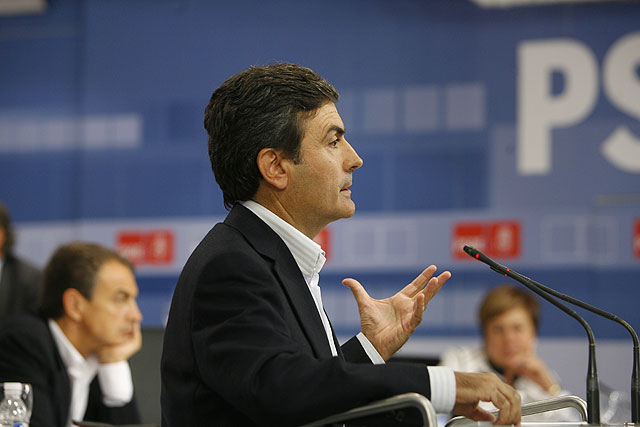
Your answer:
[1,0,639,341]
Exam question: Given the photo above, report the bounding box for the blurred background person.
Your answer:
[440,284,579,421]
[0,202,41,326]
[0,241,142,427]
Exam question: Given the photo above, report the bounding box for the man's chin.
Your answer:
[325,203,357,224]
[341,200,357,217]
[337,209,356,220]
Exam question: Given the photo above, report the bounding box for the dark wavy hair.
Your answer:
[0,202,15,255]
[204,63,339,209]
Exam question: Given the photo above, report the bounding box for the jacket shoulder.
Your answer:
[0,314,58,381]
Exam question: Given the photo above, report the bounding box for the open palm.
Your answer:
[343,265,451,360]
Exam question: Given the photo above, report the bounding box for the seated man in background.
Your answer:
[0,241,142,427]
[440,284,576,421]
[0,202,41,326]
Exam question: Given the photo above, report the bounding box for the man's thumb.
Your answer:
[342,278,369,302]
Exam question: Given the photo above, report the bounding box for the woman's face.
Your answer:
[484,306,537,370]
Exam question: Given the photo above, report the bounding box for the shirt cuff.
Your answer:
[356,332,385,365]
[427,366,456,414]
[98,361,134,407]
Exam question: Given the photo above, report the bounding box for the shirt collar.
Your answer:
[240,200,326,281]
[48,318,99,377]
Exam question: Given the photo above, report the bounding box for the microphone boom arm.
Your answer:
[504,270,640,423]
[464,245,601,424]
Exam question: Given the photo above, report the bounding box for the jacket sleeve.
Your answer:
[83,379,140,425]
[190,249,431,426]
[341,336,374,363]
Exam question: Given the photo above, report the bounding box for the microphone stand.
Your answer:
[463,245,601,424]
[502,266,640,424]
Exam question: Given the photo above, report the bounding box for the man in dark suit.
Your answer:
[161,63,521,426]
[0,242,142,427]
[0,202,41,325]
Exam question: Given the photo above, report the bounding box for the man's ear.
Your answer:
[256,147,292,190]
[61,288,87,322]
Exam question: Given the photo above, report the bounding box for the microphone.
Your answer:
[463,245,601,424]
[463,245,640,424]
[514,281,640,424]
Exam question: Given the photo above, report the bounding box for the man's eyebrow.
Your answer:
[115,289,135,298]
[325,124,345,137]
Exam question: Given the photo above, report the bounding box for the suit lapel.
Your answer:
[42,317,72,427]
[54,354,72,426]
[225,204,334,359]
[273,249,334,358]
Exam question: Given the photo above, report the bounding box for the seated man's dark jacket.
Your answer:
[0,312,140,427]
[0,253,41,326]
[161,204,432,427]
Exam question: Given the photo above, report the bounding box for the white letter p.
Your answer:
[517,39,598,175]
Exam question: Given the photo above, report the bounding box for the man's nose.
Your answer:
[344,138,363,171]
[130,300,143,322]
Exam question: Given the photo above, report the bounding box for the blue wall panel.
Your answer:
[1,0,638,340]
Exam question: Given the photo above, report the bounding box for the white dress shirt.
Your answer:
[241,200,455,413]
[48,319,134,426]
[241,200,338,356]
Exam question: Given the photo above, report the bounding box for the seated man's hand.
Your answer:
[343,265,450,360]
[96,322,142,364]
[453,372,521,426]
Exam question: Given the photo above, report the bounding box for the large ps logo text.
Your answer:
[517,32,640,175]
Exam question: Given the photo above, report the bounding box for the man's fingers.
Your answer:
[455,372,521,426]
[471,407,496,423]
[401,265,437,296]
[494,382,521,426]
[132,322,143,351]
[436,270,452,286]
[452,403,496,423]
[488,379,520,425]
[421,270,451,303]
[421,277,440,301]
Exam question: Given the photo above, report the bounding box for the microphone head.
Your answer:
[463,245,480,259]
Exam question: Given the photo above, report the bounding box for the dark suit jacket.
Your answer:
[0,313,140,427]
[161,204,431,427]
[0,253,41,325]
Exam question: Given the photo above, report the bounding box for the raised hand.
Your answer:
[342,265,451,360]
[96,322,142,364]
